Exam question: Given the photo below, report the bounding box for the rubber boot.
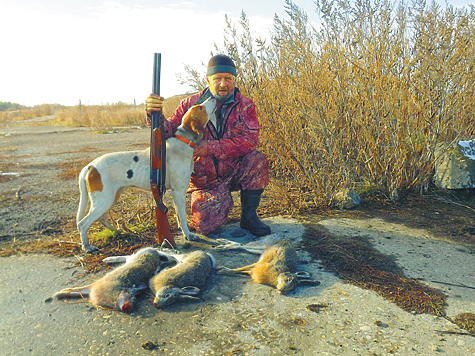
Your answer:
[240,189,271,236]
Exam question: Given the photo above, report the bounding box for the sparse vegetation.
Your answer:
[0,96,186,127]
[0,101,24,111]
[54,102,145,127]
[52,95,184,127]
[0,103,59,124]
[2,0,474,212]
[181,0,475,211]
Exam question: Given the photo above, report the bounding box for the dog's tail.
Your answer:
[77,166,90,224]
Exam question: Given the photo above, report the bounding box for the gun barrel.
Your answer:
[153,53,161,96]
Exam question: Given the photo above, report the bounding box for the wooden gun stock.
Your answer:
[150,53,175,248]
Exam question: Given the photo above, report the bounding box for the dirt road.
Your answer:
[1,122,475,355]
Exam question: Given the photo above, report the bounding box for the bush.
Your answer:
[185,0,475,211]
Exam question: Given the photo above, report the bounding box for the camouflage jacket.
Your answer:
[164,87,262,188]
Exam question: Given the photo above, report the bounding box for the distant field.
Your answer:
[0,95,185,127]
[2,0,474,210]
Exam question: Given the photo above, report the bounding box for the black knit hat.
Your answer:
[206,54,237,77]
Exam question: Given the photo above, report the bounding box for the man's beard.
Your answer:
[212,90,233,102]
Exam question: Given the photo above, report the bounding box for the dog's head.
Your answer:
[182,97,217,136]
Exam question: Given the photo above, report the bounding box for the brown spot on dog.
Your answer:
[86,166,103,192]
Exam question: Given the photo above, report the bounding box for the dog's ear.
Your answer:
[182,105,209,135]
[188,118,205,135]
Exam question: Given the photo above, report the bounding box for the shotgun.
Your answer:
[150,53,175,248]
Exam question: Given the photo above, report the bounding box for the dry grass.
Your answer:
[453,313,475,334]
[0,96,186,128]
[57,158,97,181]
[301,223,447,316]
[52,95,186,128]
[198,0,475,211]
[7,1,472,212]
[0,104,58,124]
[54,103,145,127]
[0,189,165,272]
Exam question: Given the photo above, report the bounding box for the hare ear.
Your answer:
[294,271,320,286]
[157,251,179,268]
[294,271,312,280]
[178,286,202,302]
[178,295,202,303]
[297,279,321,286]
[180,286,201,296]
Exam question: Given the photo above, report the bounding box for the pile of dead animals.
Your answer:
[59,101,318,313]
[53,235,320,313]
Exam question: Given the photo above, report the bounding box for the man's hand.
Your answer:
[146,94,164,114]
[145,94,164,127]
[193,140,209,157]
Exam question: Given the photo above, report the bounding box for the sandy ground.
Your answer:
[1,121,475,355]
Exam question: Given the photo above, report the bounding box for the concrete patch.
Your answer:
[320,217,475,318]
[1,217,474,355]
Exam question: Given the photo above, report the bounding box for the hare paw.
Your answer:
[82,244,99,254]
[186,233,201,242]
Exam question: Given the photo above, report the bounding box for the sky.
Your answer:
[0,0,473,107]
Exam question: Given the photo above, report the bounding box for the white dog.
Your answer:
[76,98,216,253]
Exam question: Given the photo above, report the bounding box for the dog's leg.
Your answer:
[77,167,90,224]
[98,187,124,232]
[98,212,115,231]
[78,190,118,253]
[170,189,199,241]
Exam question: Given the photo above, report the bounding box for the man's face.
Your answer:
[207,73,235,101]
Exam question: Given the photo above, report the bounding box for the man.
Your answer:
[146,54,270,237]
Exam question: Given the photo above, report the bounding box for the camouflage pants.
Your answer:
[190,150,269,235]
